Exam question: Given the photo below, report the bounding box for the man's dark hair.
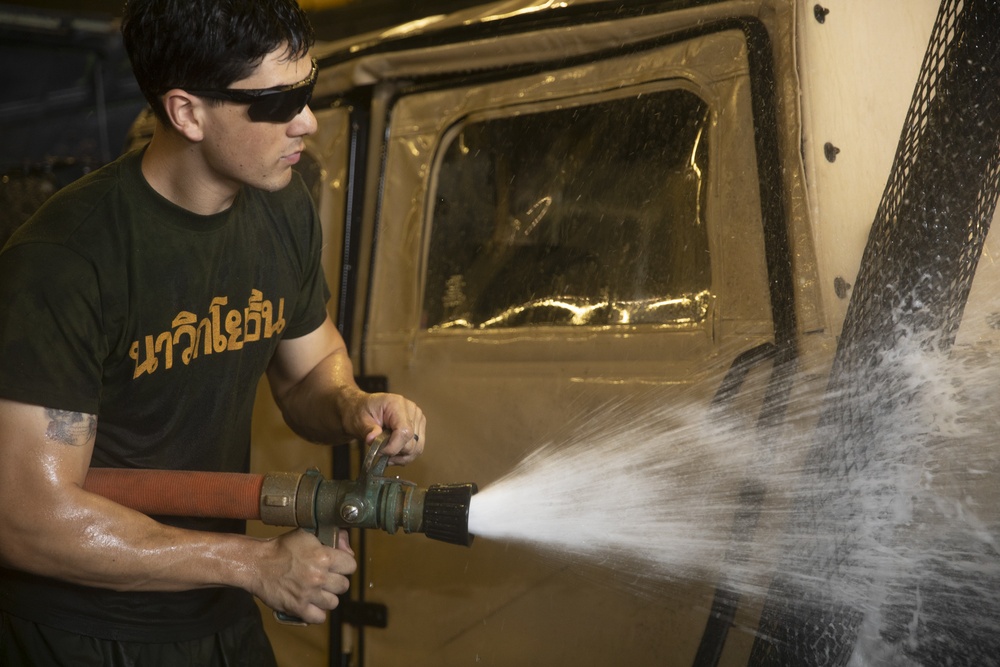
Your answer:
[121,0,315,124]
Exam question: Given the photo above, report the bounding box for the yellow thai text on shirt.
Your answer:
[129,289,285,378]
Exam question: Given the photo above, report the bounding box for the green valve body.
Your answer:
[259,434,477,547]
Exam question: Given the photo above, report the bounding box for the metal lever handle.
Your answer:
[362,431,392,478]
[274,433,391,626]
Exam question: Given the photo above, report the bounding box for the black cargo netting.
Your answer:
[749,0,1000,665]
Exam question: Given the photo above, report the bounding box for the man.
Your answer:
[0,1,425,664]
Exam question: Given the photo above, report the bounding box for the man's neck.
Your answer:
[140,127,240,216]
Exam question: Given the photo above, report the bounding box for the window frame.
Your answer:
[421,79,715,332]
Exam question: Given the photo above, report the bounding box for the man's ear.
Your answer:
[161,89,206,142]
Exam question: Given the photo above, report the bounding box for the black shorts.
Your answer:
[0,609,279,667]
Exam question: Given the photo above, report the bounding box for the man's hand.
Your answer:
[252,529,356,624]
[351,392,425,466]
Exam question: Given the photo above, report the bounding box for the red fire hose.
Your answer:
[83,468,264,520]
[82,457,478,548]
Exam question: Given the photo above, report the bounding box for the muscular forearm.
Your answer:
[0,485,352,622]
[0,399,354,623]
[273,355,367,445]
[267,318,368,444]
[267,316,426,463]
[271,354,425,465]
[0,485,265,593]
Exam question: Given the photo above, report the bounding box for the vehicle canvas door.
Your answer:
[355,23,786,667]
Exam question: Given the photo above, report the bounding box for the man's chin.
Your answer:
[257,169,295,193]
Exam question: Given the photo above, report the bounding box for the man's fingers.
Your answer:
[361,394,426,465]
[335,530,354,555]
[265,529,357,625]
[384,423,424,465]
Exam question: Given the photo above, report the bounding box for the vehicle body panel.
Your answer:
[246,1,1000,665]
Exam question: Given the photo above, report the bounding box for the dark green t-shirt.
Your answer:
[0,149,330,641]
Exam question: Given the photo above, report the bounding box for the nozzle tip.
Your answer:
[423,483,477,547]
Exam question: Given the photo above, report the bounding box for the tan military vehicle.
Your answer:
[252,1,1000,665]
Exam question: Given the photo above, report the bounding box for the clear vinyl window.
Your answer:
[423,87,712,330]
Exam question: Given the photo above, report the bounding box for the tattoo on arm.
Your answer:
[44,409,97,447]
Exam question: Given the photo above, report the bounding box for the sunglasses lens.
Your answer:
[247,86,313,123]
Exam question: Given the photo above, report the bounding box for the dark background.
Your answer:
[0,0,485,239]
[2,0,484,41]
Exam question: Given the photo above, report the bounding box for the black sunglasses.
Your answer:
[187,58,317,123]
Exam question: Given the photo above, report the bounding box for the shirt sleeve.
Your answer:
[278,178,332,340]
[0,242,106,414]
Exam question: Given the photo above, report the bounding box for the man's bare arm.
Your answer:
[0,399,353,623]
[266,315,425,464]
